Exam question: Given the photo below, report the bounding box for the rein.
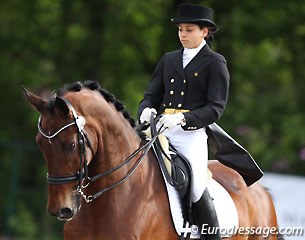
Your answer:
[38,98,164,203]
[80,131,163,202]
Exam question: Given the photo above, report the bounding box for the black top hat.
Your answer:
[171,4,218,31]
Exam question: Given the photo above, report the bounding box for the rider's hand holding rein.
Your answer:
[140,107,157,124]
[159,113,186,130]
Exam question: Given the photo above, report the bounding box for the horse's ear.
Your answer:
[22,86,48,114]
[54,96,70,116]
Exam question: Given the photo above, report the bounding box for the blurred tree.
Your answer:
[210,0,305,173]
[0,0,304,239]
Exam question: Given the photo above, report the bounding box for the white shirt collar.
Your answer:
[183,39,206,68]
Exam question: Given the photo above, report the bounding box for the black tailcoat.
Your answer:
[139,44,229,131]
[138,44,263,185]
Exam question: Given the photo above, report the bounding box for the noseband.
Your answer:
[38,98,163,203]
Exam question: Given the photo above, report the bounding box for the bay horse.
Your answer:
[24,81,278,239]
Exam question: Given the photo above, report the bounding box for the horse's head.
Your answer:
[23,82,102,221]
[24,81,140,222]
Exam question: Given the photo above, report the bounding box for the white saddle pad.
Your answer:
[163,176,239,239]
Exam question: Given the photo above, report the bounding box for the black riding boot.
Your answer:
[192,188,222,240]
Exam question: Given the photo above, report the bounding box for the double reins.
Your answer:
[38,98,164,203]
[80,130,164,202]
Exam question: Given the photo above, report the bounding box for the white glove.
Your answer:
[140,107,157,123]
[159,113,185,130]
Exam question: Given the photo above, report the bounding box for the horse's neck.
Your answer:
[91,118,157,192]
[89,121,166,215]
[99,122,141,172]
[73,115,174,238]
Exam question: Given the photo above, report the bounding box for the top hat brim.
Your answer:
[171,17,218,31]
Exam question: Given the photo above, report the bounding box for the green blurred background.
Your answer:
[1,0,305,239]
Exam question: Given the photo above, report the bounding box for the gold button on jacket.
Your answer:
[138,45,230,130]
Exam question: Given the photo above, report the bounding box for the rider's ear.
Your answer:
[55,97,70,116]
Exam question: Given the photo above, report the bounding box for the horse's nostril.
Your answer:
[58,208,74,220]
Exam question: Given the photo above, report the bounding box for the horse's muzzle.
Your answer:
[58,208,74,221]
[47,207,75,221]
[47,192,82,221]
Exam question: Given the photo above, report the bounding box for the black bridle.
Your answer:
[38,99,93,193]
[38,98,163,203]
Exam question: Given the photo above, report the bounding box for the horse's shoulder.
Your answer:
[208,160,247,192]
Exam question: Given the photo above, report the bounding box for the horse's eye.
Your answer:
[68,142,76,152]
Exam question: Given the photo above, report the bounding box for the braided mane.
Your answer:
[48,80,136,128]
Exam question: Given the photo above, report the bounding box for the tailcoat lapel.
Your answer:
[184,44,211,77]
[169,48,185,79]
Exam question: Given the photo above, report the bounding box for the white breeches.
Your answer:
[163,125,208,203]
